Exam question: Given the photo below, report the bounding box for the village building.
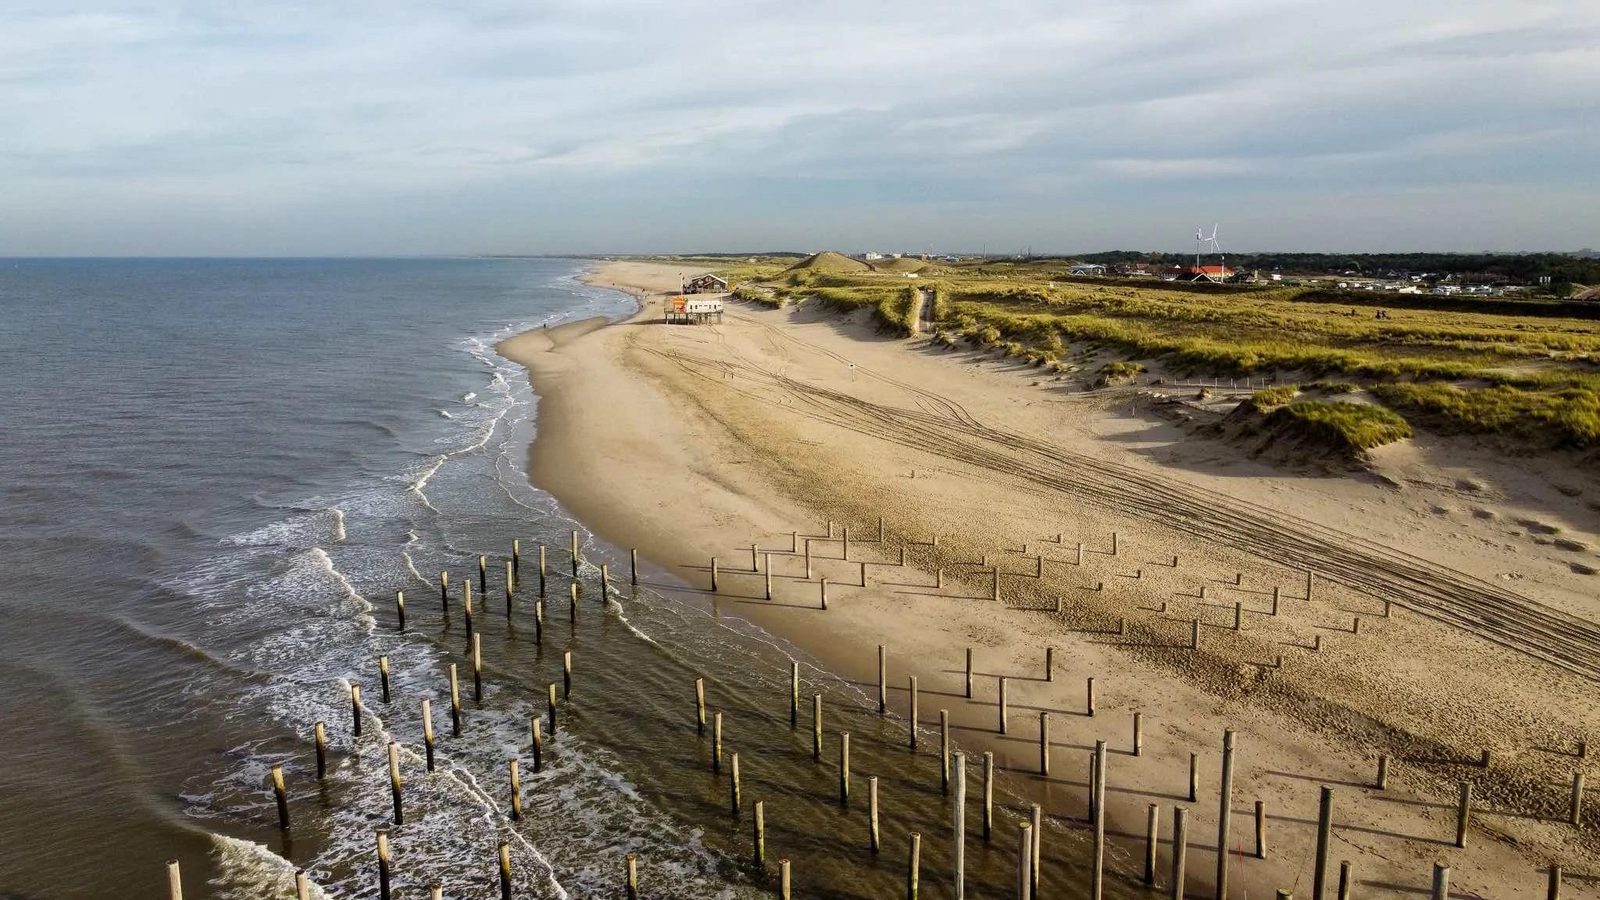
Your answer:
[682,274,728,294]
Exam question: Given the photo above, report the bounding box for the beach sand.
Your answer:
[499,260,1600,897]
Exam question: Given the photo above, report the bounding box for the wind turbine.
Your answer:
[1194,225,1224,282]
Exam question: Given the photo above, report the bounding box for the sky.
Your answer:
[4,1,1598,256]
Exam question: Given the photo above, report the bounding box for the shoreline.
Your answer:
[498,260,1600,897]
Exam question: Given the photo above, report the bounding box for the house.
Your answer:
[1186,265,1234,283]
[1069,263,1107,276]
[683,274,729,294]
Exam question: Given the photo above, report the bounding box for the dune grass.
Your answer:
[1252,385,1300,407]
[1267,401,1413,452]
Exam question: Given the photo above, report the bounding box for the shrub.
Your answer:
[1252,385,1299,407]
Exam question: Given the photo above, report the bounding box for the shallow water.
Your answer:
[0,258,1121,898]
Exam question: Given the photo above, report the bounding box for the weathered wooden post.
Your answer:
[1254,799,1267,859]
[983,751,995,841]
[294,870,310,900]
[478,554,488,597]
[789,663,800,727]
[395,590,406,631]
[764,556,772,601]
[869,776,881,853]
[1091,740,1107,899]
[813,693,823,761]
[546,682,558,736]
[534,597,544,644]
[1189,752,1199,802]
[472,634,484,702]
[1455,781,1471,848]
[1077,542,1084,565]
[1190,619,1200,650]
[804,539,812,579]
[1376,754,1389,789]
[630,548,638,585]
[464,581,475,637]
[839,732,852,803]
[1232,602,1243,631]
[754,800,767,866]
[601,564,612,603]
[1133,711,1144,757]
[440,570,449,612]
[998,676,1009,735]
[1571,771,1586,826]
[1086,676,1096,717]
[1431,862,1449,900]
[567,581,578,617]
[271,764,290,831]
[842,526,850,559]
[626,853,639,900]
[539,545,547,595]
[1144,803,1160,885]
[376,830,393,900]
[571,530,580,576]
[953,750,968,900]
[505,560,514,615]
[513,539,520,579]
[1270,586,1280,616]
[1337,861,1352,900]
[421,699,436,771]
[819,576,828,610]
[450,669,470,739]
[562,649,573,700]
[1030,804,1042,898]
[1044,646,1054,682]
[508,758,522,821]
[730,752,742,816]
[314,721,328,780]
[713,712,724,773]
[1171,806,1189,900]
[1305,568,1314,601]
[711,557,720,592]
[779,859,792,899]
[1217,730,1236,899]
[351,683,364,738]
[695,677,707,734]
[933,709,949,792]
[1016,821,1033,899]
[878,645,888,715]
[1111,531,1119,555]
[907,832,921,900]
[1039,711,1051,776]
[388,742,404,825]
[908,676,920,749]
[965,648,974,699]
[498,841,512,900]
[531,718,543,773]
[1313,786,1333,898]
[166,860,183,900]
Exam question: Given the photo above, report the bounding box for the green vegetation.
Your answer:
[705,250,1600,452]
[1267,401,1413,452]
[1097,361,1146,386]
[1252,385,1300,407]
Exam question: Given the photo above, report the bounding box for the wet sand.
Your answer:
[499,260,1600,897]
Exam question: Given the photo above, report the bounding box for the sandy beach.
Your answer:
[499,260,1600,897]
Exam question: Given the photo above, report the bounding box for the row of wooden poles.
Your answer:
[161,527,1589,898]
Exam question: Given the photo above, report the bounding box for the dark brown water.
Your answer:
[0,259,1125,898]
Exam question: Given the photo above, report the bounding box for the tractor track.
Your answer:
[641,315,1600,683]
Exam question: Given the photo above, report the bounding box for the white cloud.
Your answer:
[2,0,1597,253]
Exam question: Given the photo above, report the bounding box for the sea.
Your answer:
[0,258,1116,899]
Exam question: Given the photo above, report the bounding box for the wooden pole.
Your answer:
[376,830,392,900]
[531,718,543,773]
[998,676,1009,734]
[166,860,183,900]
[1217,730,1236,899]
[1039,711,1051,776]
[421,699,436,771]
[804,539,812,579]
[869,775,881,853]
[878,645,888,715]
[508,758,522,821]
[819,576,828,610]
[953,750,968,900]
[843,526,850,559]
[983,751,995,841]
[695,677,707,734]
[351,683,363,738]
[513,538,520,579]
[568,581,577,617]
[546,682,558,736]
[571,530,580,576]
[1431,862,1449,900]
[1086,676,1096,717]
[626,853,639,900]
[940,710,951,793]
[1571,771,1586,826]
[711,556,719,592]
[790,663,800,727]
[479,554,487,596]
[1030,804,1042,899]
[713,712,724,772]
[295,870,310,900]
[965,648,974,699]
[562,649,573,700]
[1133,711,1144,757]
[813,694,823,761]
[909,675,919,749]
[1254,799,1267,859]
[1171,806,1189,900]
[505,560,514,615]
[764,558,772,601]
[839,732,851,803]
[534,597,544,644]
[1044,646,1054,682]
[779,859,792,899]
[1091,740,1107,900]
[388,742,404,825]
[539,545,547,595]
[440,570,449,612]
[1144,803,1159,885]
[1190,619,1200,650]
[1016,821,1033,899]
[1189,752,1199,802]
[1313,786,1333,899]
[1112,531,1119,555]
[754,800,766,866]
[907,832,921,900]
[630,548,638,585]
[395,590,406,631]
[498,841,512,900]
[271,764,290,831]
[314,721,327,780]
[1455,781,1471,848]
[730,752,742,816]
[1337,861,1352,900]
[464,581,474,637]
[472,634,484,702]
[1376,754,1389,789]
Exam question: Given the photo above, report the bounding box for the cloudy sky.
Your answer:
[4,1,1598,255]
